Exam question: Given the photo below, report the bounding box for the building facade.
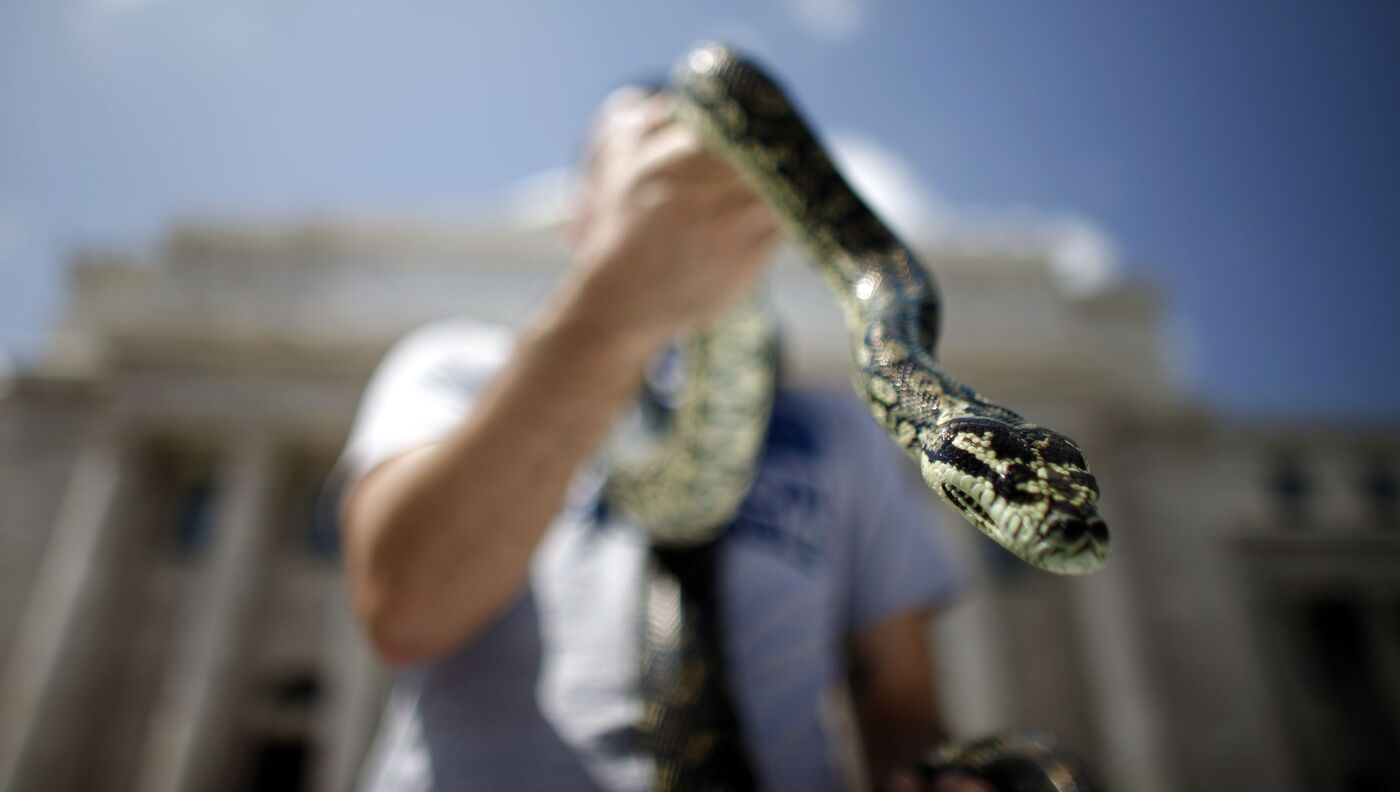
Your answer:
[0,218,1395,791]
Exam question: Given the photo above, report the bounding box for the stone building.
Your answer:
[0,215,1396,792]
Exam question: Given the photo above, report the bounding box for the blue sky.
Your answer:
[2,1,1398,418]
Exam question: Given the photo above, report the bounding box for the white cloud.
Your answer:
[825,133,1120,293]
[827,130,945,242]
[934,206,1123,295]
[1042,215,1120,296]
[786,0,869,40]
[501,129,1121,295]
[498,133,947,241]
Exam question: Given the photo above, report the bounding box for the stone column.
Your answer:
[1069,550,1173,792]
[1064,426,1175,792]
[1364,596,1400,742]
[136,433,277,792]
[0,428,132,792]
[1313,449,1366,530]
[315,593,386,792]
[931,521,1013,736]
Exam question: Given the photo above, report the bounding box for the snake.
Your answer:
[610,43,1110,574]
[608,43,1109,790]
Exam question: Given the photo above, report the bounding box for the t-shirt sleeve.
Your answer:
[335,319,512,490]
[837,401,966,631]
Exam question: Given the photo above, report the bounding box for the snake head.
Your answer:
[921,416,1109,575]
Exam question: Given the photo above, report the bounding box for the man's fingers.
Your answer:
[731,200,779,240]
[638,95,677,140]
[592,94,674,173]
[701,168,765,207]
[630,124,706,175]
[595,90,651,139]
[933,774,997,792]
[593,86,650,124]
[634,126,756,193]
[711,187,776,227]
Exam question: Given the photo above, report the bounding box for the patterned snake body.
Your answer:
[609,44,1109,791]
[613,44,1110,576]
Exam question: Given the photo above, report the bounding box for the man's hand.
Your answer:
[885,770,995,792]
[849,609,996,792]
[564,89,780,348]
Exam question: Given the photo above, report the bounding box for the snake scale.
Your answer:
[609,43,1107,791]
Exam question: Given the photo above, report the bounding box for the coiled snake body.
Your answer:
[610,44,1107,791]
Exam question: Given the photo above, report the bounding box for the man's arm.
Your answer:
[849,608,944,777]
[340,92,778,667]
[340,299,657,667]
[849,609,994,792]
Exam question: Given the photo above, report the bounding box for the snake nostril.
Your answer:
[1051,515,1108,547]
[1088,518,1108,544]
[1057,519,1087,543]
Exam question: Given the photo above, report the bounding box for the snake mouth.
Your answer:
[941,483,996,533]
[1036,514,1111,574]
[941,482,1110,573]
[1045,514,1109,547]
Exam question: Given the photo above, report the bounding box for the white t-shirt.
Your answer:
[340,318,962,792]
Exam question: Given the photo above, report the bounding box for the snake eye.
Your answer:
[1041,438,1086,469]
[997,464,1035,496]
[990,464,1046,506]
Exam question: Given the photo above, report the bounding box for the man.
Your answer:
[337,87,989,791]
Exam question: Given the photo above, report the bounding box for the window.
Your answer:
[268,670,321,709]
[240,669,323,792]
[1279,596,1400,791]
[248,736,311,792]
[275,454,340,560]
[1269,455,1309,526]
[141,443,219,556]
[171,474,216,553]
[1361,457,1397,527]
